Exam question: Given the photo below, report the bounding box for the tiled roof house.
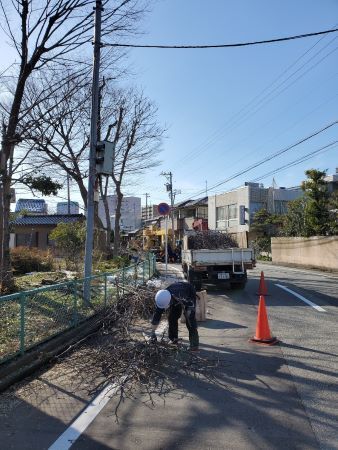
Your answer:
[10,214,85,250]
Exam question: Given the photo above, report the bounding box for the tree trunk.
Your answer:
[0,175,15,293]
[99,177,112,256]
[0,69,30,292]
[73,173,88,207]
[0,187,4,287]
[113,184,123,258]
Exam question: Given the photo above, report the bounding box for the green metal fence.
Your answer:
[0,255,156,365]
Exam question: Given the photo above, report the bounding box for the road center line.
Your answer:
[275,284,326,312]
[48,379,125,450]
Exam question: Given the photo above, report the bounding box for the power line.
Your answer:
[192,85,338,178]
[103,27,338,49]
[177,120,338,202]
[173,35,338,169]
[248,141,338,185]
[218,140,338,194]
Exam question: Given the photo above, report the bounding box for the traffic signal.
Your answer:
[96,140,114,175]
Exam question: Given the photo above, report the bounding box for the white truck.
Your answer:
[181,236,255,290]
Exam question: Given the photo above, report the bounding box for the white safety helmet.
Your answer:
[155,289,171,309]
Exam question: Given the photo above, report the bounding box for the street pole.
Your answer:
[169,172,175,247]
[143,192,150,220]
[84,0,102,302]
[164,215,168,278]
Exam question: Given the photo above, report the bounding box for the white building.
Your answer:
[324,168,338,194]
[98,195,141,232]
[208,182,303,246]
[141,205,160,222]
[56,201,79,215]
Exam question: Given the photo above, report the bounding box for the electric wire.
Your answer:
[172,29,333,166]
[215,140,338,195]
[192,86,338,178]
[248,141,338,185]
[176,120,338,202]
[173,36,338,169]
[103,27,338,49]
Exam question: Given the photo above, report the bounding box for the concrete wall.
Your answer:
[271,236,338,271]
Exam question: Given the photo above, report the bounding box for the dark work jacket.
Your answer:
[151,282,197,326]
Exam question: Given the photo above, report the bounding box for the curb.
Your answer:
[0,316,102,393]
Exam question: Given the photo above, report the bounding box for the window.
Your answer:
[16,232,37,247]
[216,204,238,228]
[216,206,226,229]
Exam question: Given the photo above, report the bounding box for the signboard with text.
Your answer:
[239,205,246,225]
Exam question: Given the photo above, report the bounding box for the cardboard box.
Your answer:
[181,290,207,323]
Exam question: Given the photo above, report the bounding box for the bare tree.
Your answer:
[22,77,163,258]
[0,0,145,292]
[106,88,164,257]
[21,70,92,205]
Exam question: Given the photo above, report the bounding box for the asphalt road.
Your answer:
[0,263,337,450]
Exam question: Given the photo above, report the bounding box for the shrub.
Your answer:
[11,247,54,275]
[94,256,130,273]
[50,222,86,270]
[251,237,271,260]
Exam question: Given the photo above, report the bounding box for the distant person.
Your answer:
[167,243,177,263]
[150,282,199,351]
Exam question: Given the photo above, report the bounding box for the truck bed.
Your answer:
[182,248,254,266]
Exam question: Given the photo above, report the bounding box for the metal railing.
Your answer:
[0,254,156,365]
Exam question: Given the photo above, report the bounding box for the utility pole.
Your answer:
[143,193,150,220]
[205,180,208,197]
[161,171,178,247]
[84,0,102,302]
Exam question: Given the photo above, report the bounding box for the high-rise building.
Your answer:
[15,199,48,215]
[98,195,141,231]
[141,205,160,222]
[56,201,79,215]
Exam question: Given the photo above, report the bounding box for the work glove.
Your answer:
[150,331,157,343]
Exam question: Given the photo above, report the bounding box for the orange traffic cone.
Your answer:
[250,296,278,345]
[257,271,268,296]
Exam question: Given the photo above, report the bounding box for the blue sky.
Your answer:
[126,0,338,206]
[1,0,338,209]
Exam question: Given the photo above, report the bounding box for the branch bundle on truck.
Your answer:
[187,230,238,250]
[182,231,255,290]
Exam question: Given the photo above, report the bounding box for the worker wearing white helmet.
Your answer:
[151,282,199,350]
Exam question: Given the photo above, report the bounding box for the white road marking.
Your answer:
[275,284,326,312]
[48,379,125,450]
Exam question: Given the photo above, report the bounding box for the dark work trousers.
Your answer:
[168,303,199,348]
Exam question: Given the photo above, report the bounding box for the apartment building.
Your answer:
[141,205,160,222]
[98,195,141,232]
[208,182,303,246]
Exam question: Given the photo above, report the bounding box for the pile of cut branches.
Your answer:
[56,285,228,419]
[188,230,238,250]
